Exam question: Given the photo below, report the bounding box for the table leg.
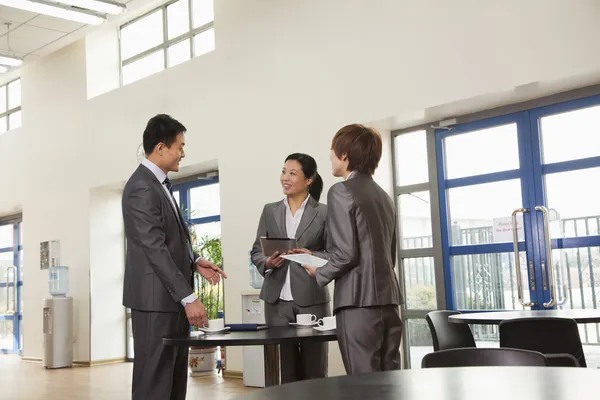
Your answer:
[263,344,280,387]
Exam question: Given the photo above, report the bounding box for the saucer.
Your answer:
[197,327,231,334]
[290,322,318,328]
[313,325,336,332]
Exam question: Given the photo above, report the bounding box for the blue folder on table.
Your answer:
[225,323,269,331]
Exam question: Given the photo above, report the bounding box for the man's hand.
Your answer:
[303,265,317,277]
[196,258,227,285]
[185,299,208,327]
[288,248,312,255]
[265,251,286,269]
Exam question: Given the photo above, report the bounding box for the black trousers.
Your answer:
[131,309,190,400]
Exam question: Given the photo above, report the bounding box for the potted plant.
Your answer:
[188,229,225,376]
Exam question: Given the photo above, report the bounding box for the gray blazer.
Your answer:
[316,173,403,312]
[122,164,196,312]
[251,197,330,307]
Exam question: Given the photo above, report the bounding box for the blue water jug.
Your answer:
[48,266,69,296]
[248,251,263,289]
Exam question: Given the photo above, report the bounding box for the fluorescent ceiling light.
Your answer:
[0,66,8,74]
[0,0,105,24]
[52,0,125,15]
[0,55,23,67]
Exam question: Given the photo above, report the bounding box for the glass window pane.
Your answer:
[395,130,428,186]
[167,39,191,67]
[0,117,6,134]
[192,0,214,28]
[189,183,220,218]
[444,123,519,179]
[545,167,600,239]
[7,79,20,109]
[193,222,221,243]
[0,225,13,248]
[399,191,432,249]
[541,105,600,164]
[122,50,165,86]
[447,179,522,246]
[120,10,164,60]
[403,257,436,309]
[406,318,433,369]
[167,0,190,40]
[452,251,528,311]
[0,85,6,113]
[193,28,215,57]
[9,111,21,130]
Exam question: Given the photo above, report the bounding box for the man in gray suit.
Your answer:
[122,114,226,400]
[304,124,403,375]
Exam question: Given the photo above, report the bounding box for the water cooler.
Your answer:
[43,266,73,369]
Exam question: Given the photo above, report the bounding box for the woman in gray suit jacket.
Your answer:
[251,153,331,383]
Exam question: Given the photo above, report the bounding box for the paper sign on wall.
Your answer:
[492,215,524,243]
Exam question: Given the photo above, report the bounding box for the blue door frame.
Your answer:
[0,218,22,354]
[437,94,600,312]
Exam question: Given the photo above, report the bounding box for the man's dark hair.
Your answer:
[143,114,187,155]
[331,124,382,175]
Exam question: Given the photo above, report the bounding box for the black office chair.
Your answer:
[425,310,476,351]
[499,317,585,367]
[421,347,548,368]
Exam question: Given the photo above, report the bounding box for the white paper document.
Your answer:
[281,254,328,267]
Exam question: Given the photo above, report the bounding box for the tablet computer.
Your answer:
[260,237,297,257]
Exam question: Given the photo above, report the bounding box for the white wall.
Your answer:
[1,0,600,370]
[90,186,126,362]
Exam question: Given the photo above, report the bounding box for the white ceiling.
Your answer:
[0,0,132,63]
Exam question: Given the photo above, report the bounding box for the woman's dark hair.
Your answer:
[285,153,323,201]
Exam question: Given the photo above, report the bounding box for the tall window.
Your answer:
[120,0,215,86]
[0,79,22,134]
[392,128,443,368]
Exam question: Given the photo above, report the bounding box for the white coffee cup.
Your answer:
[317,316,336,330]
[208,318,225,330]
[296,314,317,325]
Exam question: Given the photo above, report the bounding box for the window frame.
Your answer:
[0,78,22,133]
[118,0,214,86]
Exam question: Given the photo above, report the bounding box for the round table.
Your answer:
[448,309,600,325]
[163,326,337,386]
[233,367,600,400]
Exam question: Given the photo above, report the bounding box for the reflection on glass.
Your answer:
[194,28,215,57]
[0,225,13,248]
[122,50,165,86]
[540,105,600,164]
[447,179,522,245]
[189,184,220,218]
[545,167,600,238]
[7,79,21,109]
[0,320,13,349]
[192,0,214,28]
[406,318,433,369]
[399,191,432,249]
[403,257,436,309]
[120,10,164,60]
[193,222,221,241]
[167,0,190,40]
[395,130,428,186]
[444,123,519,179]
[452,251,528,311]
[9,110,21,130]
[167,39,191,67]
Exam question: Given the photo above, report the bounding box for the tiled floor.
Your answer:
[0,356,256,400]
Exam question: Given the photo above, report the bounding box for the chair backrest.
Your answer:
[499,317,586,367]
[421,347,548,368]
[425,311,476,351]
